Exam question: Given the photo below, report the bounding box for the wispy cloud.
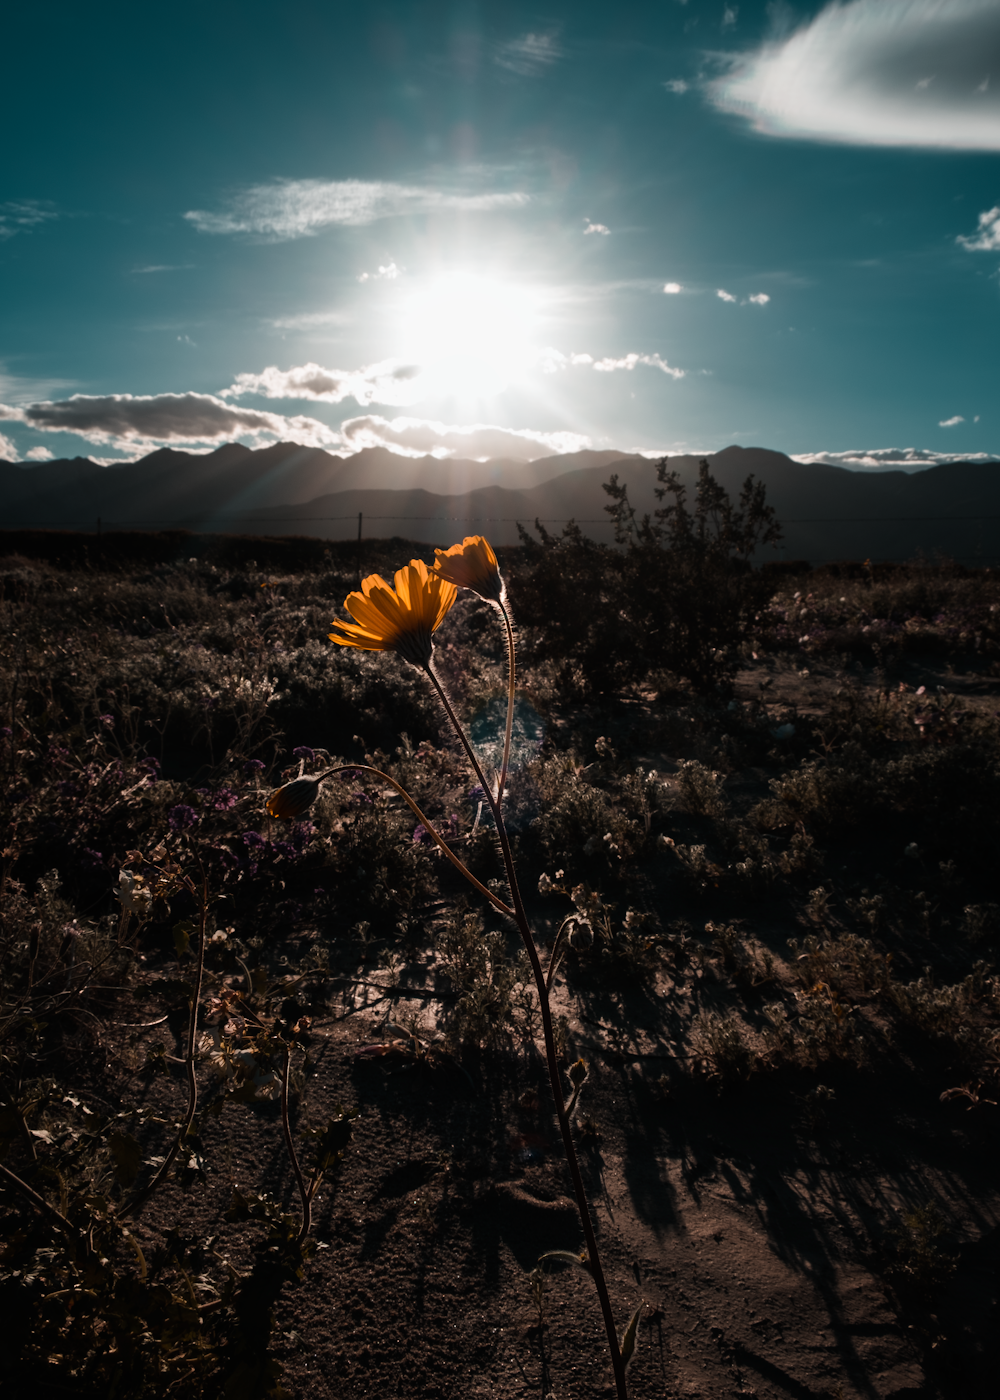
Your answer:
[710,0,1000,151]
[792,447,1000,471]
[340,415,589,460]
[664,79,689,95]
[494,31,562,77]
[0,432,17,460]
[358,262,402,282]
[939,415,965,427]
[0,199,58,240]
[583,218,610,236]
[184,178,529,241]
[957,205,1000,251]
[224,360,423,408]
[540,348,685,379]
[0,369,78,405]
[592,353,684,378]
[267,310,350,331]
[132,264,194,274]
[716,288,769,305]
[722,5,738,30]
[2,392,340,451]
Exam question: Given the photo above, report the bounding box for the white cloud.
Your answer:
[132,264,194,274]
[709,0,1000,151]
[722,5,738,28]
[717,288,737,302]
[583,219,610,235]
[747,292,770,305]
[792,447,1000,471]
[939,415,965,427]
[24,445,53,460]
[358,261,402,282]
[592,352,685,378]
[0,199,58,240]
[224,360,423,408]
[0,432,17,459]
[663,282,683,294]
[957,205,1000,251]
[664,80,689,94]
[267,310,350,331]
[538,348,685,379]
[4,392,340,451]
[185,178,529,240]
[494,32,562,77]
[340,415,589,461]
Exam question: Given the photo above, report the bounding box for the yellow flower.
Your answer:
[328,558,457,667]
[431,535,504,603]
[266,776,322,820]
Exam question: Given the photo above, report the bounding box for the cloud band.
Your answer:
[185,178,529,240]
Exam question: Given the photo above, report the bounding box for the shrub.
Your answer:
[516,459,781,696]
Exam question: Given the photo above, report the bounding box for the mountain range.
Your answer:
[3,442,1000,565]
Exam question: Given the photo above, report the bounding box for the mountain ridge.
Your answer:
[3,442,1000,563]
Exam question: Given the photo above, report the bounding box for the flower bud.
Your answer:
[568,918,593,950]
[266,776,322,820]
[116,871,153,916]
[568,1057,588,1088]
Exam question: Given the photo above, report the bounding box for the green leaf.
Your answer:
[620,1300,644,1369]
[225,1185,252,1222]
[310,1112,354,1167]
[172,920,194,956]
[537,1249,590,1272]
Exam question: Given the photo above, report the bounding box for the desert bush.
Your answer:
[434,906,537,1050]
[883,1204,959,1293]
[515,459,781,696]
[524,744,656,876]
[759,562,1000,664]
[691,1011,763,1085]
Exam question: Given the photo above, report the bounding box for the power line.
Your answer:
[21,512,1000,528]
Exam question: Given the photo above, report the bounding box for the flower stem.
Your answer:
[496,600,516,809]
[423,662,628,1400]
[123,875,207,1219]
[322,764,513,920]
[280,1045,311,1245]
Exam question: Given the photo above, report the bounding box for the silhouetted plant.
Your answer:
[517,459,781,696]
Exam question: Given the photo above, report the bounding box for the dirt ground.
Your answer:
[126,981,1000,1400]
[114,656,1000,1400]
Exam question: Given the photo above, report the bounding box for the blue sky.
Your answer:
[2,0,999,471]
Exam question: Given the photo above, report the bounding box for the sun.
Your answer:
[397,272,541,400]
